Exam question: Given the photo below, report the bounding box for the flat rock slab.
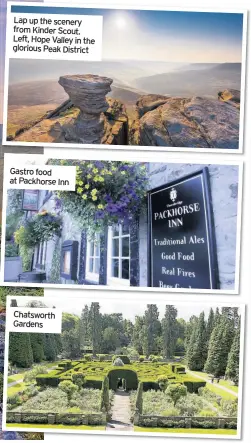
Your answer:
[139,96,240,149]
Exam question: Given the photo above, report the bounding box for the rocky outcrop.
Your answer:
[218,89,240,109]
[58,74,113,143]
[135,95,240,149]
[12,74,240,149]
[14,75,128,145]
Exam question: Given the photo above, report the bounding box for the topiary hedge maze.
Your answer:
[36,360,205,393]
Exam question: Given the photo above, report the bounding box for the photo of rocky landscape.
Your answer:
[4,9,245,149]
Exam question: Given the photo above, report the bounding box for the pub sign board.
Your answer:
[147,168,219,290]
[22,189,39,211]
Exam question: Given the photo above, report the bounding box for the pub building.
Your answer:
[11,162,239,291]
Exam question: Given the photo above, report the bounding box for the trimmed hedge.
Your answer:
[34,361,204,394]
[112,355,131,364]
[108,368,138,390]
[100,376,109,412]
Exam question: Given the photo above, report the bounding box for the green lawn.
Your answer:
[8,381,27,396]
[191,371,238,391]
[6,423,105,431]
[219,379,238,393]
[134,427,237,435]
[205,383,237,401]
[8,373,25,383]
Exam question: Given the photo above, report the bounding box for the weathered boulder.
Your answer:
[136,94,169,118]
[58,74,113,143]
[137,96,240,149]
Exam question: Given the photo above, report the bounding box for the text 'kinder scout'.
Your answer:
[13,17,95,54]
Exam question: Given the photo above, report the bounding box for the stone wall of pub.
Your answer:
[139,163,239,290]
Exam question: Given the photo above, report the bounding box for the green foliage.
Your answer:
[14,211,62,247]
[5,242,19,257]
[135,381,143,413]
[100,376,109,412]
[9,332,34,368]
[47,240,61,284]
[43,334,57,361]
[204,314,235,376]
[24,365,48,383]
[58,380,78,400]
[199,410,218,417]
[30,334,45,362]
[225,319,240,384]
[102,327,119,352]
[108,368,138,390]
[51,159,148,236]
[72,372,85,389]
[162,305,178,359]
[187,312,207,371]
[165,383,187,406]
[143,304,161,356]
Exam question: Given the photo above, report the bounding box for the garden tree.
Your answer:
[62,312,79,332]
[175,337,185,356]
[43,334,57,361]
[184,315,198,352]
[213,308,221,328]
[187,311,207,370]
[9,332,33,367]
[206,308,215,348]
[225,317,240,384]
[123,319,134,346]
[79,305,91,350]
[58,380,78,400]
[143,304,161,356]
[221,307,239,327]
[102,327,119,353]
[162,305,178,359]
[132,316,145,354]
[89,302,102,355]
[61,328,81,359]
[53,333,63,355]
[29,333,44,362]
[204,314,235,376]
[165,383,187,406]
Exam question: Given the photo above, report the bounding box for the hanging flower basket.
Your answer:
[14,211,62,247]
[53,160,148,234]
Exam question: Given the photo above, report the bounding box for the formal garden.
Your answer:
[4,302,240,435]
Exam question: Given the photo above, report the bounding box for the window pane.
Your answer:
[94,242,100,257]
[113,225,119,237]
[90,241,94,257]
[122,237,129,257]
[112,238,119,257]
[94,258,100,274]
[122,223,129,235]
[112,259,119,278]
[122,259,129,280]
[89,258,94,273]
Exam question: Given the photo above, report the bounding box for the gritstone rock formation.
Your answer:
[133,95,240,149]
[58,74,113,143]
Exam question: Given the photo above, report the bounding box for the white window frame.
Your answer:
[85,234,101,283]
[107,224,130,287]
